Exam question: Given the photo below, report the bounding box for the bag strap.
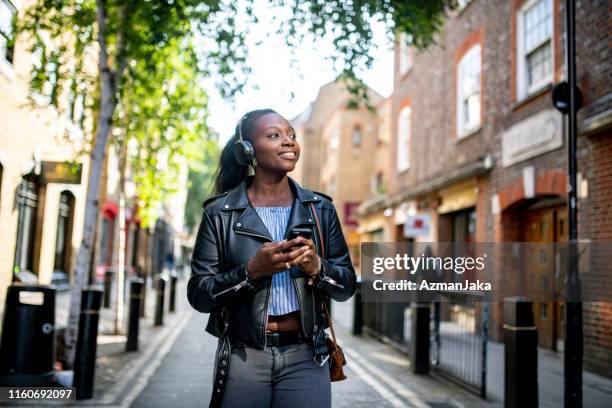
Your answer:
[308,202,340,350]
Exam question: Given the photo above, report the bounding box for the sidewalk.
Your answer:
[5,269,193,407]
[332,298,497,408]
[338,297,612,408]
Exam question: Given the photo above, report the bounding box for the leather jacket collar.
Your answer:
[220,175,320,242]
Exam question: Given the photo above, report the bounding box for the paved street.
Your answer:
[132,297,495,408]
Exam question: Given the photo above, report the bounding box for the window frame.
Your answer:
[13,178,39,275]
[516,0,554,100]
[456,44,482,138]
[398,32,413,77]
[0,0,16,74]
[396,105,411,173]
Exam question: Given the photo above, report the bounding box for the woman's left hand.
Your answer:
[290,236,321,277]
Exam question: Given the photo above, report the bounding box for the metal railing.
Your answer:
[430,300,488,398]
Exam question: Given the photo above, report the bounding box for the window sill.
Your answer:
[513,83,553,111]
[397,167,410,175]
[456,125,482,142]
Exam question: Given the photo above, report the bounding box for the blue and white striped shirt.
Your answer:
[254,206,300,316]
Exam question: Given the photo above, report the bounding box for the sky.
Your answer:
[201,0,395,146]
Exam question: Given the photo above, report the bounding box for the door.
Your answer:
[522,204,566,351]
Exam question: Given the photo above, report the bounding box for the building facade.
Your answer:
[291,79,383,273]
[0,0,91,311]
[358,0,611,376]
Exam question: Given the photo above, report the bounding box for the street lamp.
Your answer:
[551,1,583,406]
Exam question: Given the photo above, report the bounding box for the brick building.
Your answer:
[291,79,383,271]
[358,0,611,376]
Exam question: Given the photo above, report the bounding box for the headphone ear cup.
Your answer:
[233,140,255,166]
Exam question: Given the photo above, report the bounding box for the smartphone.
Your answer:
[284,227,312,252]
[288,227,312,241]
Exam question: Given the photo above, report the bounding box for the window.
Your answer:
[371,172,384,194]
[352,126,361,147]
[398,32,413,76]
[517,0,553,99]
[457,44,481,137]
[330,129,339,150]
[0,0,16,64]
[13,179,39,275]
[397,106,411,172]
[54,192,74,274]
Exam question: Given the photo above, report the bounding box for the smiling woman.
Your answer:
[187,109,356,408]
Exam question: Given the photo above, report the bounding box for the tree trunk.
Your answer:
[62,0,129,368]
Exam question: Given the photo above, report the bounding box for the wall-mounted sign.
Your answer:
[344,202,361,227]
[501,109,563,167]
[404,213,431,238]
[40,161,82,184]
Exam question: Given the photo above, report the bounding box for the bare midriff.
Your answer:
[266,311,301,332]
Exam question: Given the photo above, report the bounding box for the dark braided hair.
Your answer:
[210,108,279,196]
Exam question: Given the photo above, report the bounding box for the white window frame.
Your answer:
[456,44,482,138]
[398,32,412,76]
[397,106,411,172]
[516,0,554,100]
[0,0,16,79]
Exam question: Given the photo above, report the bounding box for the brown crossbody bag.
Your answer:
[309,202,347,382]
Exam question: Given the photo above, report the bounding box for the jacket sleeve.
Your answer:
[314,204,357,302]
[187,209,256,313]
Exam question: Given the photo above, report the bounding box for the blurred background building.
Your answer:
[289,0,611,379]
[0,0,190,316]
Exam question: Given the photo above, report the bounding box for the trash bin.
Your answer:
[0,284,56,385]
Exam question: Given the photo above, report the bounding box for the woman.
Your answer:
[187,108,356,408]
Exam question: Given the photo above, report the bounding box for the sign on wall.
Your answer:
[344,202,361,227]
[404,213,431,238]
[40,161,82,184]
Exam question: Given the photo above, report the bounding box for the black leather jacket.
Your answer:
[187,175,356,349]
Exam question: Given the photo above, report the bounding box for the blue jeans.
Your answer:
[218,342,331,408]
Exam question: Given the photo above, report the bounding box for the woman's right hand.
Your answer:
[246,238,309,281]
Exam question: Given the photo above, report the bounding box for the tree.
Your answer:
[17,0,252,367]
[184,138,220,234]
[16,0,455,368]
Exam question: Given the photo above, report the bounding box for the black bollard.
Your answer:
[126,279,143,352]
[154,275,167,326]
[411,302,430,374]
[139,274,147,318]
[352,280,363,336]
[103,270,113,308]
[504,298,538,408]
[74,288,103,400]
[169,273,177,313]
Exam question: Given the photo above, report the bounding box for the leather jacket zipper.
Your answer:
[211,277,249,300]
[262,278,271,349]
[291,274,306,339]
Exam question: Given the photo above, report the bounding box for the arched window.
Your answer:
[53,191,75,276]
[13,177,39,275]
